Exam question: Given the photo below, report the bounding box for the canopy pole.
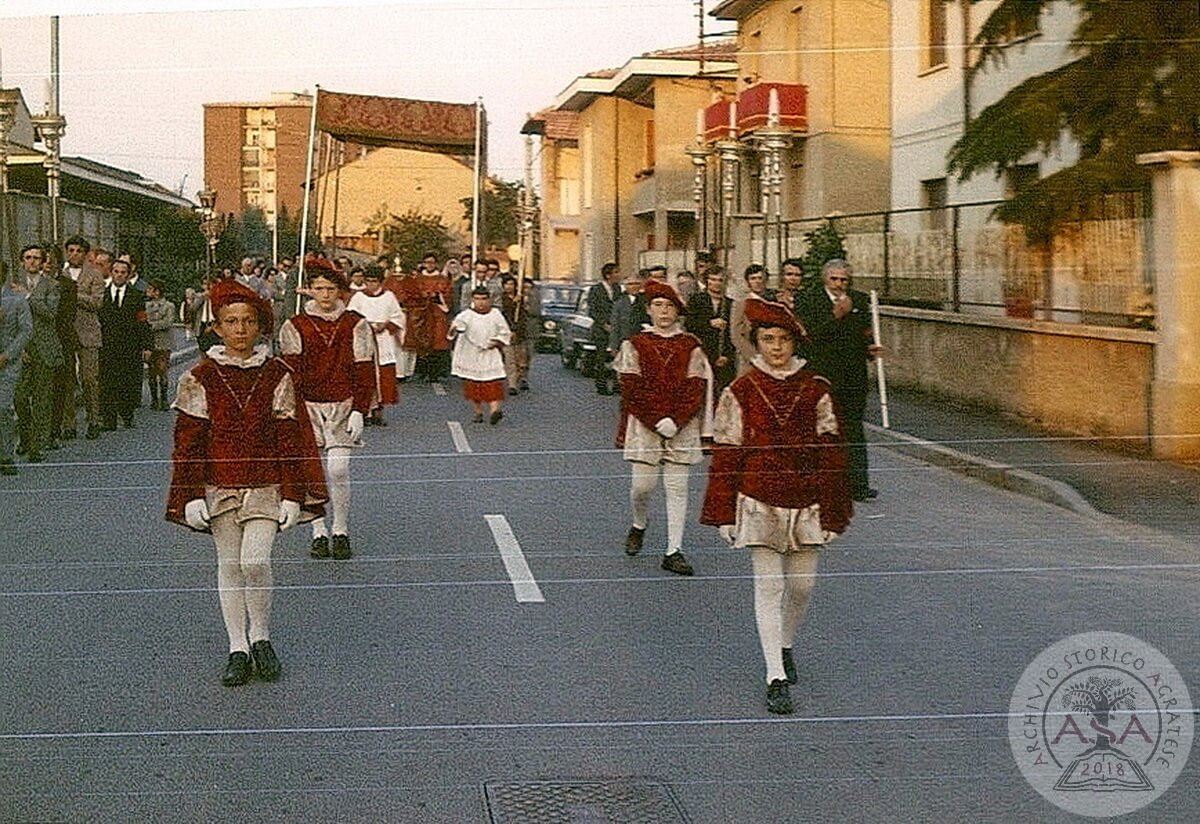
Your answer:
[470,98,482,288]
[331,139,343,258]
[297,85,320,313]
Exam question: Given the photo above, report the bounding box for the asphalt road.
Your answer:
[1,354,1197,823]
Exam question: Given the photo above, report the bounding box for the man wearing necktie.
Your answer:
[98,259,150,429]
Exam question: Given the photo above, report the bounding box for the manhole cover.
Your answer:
[483,779,688,823]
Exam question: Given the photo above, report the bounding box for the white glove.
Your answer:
[278,500,301,531]
[718,525,737,545]
[184,499,210,531]
[347,410,364,441]
[654,417,678,439]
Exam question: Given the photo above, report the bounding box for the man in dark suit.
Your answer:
[98,258,150,429]
[795,259,883,502]
[587,261,621,395]
[684,265,736,395]
[52,247,79,443]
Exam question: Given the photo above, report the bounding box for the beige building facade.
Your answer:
[525,46,737,281]
[311,145,475,253]
[709,0,891,274]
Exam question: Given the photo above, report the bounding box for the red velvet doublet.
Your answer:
[166,357,327,528]
[616,331,706,448]
[281,308,376,412]
[701,366,852,534]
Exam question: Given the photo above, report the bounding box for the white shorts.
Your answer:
[206,485,282,524]
[733,493,834,554]
[305,399,362,450]
[622,415,703,466]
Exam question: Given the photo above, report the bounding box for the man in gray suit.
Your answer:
[0,270,33,475]
[68,244,109,439]
[13,245,62,463]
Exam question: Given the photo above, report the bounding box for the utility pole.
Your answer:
[31,16,67,252]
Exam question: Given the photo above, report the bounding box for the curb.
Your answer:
[865,422,1104,519]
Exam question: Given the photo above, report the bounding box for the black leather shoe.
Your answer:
[221,651,253,687]
[489,410,503,425]
[250,640,281,682]
[766,678,794,715]
[661,551,694,577]
[852,488,879,502]
[624,526,645,556]
[508,387,519,396]
[473,413,484,424]
[85,426,101,440]
[331,534,352,560]
[782,648,797,685]
[310,536,330,559]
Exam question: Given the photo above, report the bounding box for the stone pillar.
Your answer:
[1137,151,1200,460]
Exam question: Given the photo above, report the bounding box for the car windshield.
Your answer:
[538,286,581,307]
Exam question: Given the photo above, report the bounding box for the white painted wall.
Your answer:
[890,0,1081,209]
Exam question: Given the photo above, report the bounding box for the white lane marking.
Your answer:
[432,382,447,396]
[4,708,1196,742]
[483,514,545,603]
[447,421,471,453]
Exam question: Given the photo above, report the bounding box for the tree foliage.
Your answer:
[948,1,1200,238]
[364,205,455,271]
[460,177,528,251]
[800,220,848,283]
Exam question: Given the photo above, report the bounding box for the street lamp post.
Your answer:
[715,101,741,280]
[30,109,66,252]
[0,88,20,266]
[196,188,226,278]
[754,89,791,275]
[685,117,713,268]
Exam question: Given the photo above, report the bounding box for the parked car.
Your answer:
[557,290,596,373]
[533,281,591,352]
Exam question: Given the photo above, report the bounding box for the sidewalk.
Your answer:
[863,385,1200,542]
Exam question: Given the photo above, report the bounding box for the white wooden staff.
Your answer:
[869,289,890,429]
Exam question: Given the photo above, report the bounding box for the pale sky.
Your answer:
[0,0,707,200]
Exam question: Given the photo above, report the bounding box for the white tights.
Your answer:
[630,461,689,555]
[211,514,278,653]
[750,548,819,683]
[312,448,351,538]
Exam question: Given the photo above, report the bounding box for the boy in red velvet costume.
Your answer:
[279,256,377,561]
[701,298,853,715]
[168,280,327,687]
[613,279,712,577]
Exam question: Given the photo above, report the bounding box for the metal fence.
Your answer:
[750,194,1153,329]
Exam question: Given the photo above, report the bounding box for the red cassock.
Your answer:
[615,331,707,448]
[279,306,377,412]
[700,367,853,535]
[166,357,328,529]
[396,275,451,355]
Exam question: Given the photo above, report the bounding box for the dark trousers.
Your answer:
[590,346,614,392]
[14,358,56,455]
[416,351,450,382]
[100,348,143,426]
[834,388,870,494]
[52,348,78,436]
